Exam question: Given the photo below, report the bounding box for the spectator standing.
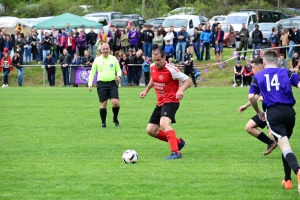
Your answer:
[97,29,107,45]
[143,56,151,86]
[23,32,32,64]
[121,27,130,53]
[65,23,73,35]
[200,25,212,61]
[59,49,72,86]
[50,26,59,62]
[278,53,288,69]
[176,26,187,63]
[127,49,135,86]
[269,27,280,57]
[252,25,263,58]
[242,59,253,86]
[238,23,249,59]
[0,33,4,60]
[15,33,25,59]
[119,53,129,86]
[192,27,201,60]
[215,24,224,62]
[183,48,197,87]
[232,60,243,87]
[44,53,56,86]
[67,33,77,59]
[31,30,38,62]
[164,40,174,61]
[185,27,191,49]
[163,27,174,45]
[137,27,143,50]
[141,24,154,58]
[128,24,139,51]
[290,52,300,73]
[76,30,86,57]
[133,50,144,86]
[12,52,24,86]
[71,53,81,87]
[42,32,53,63]
[81,50,94,68]
[153,30,164,49]
[57,28,68,55]
[108,25,121,54]
[3,35,12,56]
[1,52,12,87]
[86,26,98,58]
[294,26,300,54]
[280,28,289,59]
[288,28,295,59]
[211,19,220,48]
[74,27,79,38]
[171,25,178,59]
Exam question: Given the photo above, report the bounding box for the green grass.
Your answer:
[1,87,300,199]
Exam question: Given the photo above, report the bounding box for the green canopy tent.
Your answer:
[33,13,103,29]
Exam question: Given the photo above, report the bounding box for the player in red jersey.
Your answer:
[140,48,191,160]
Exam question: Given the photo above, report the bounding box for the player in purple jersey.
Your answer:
[249,50,300,193]
[238,57,277,156]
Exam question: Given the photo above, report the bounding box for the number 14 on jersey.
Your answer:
[264,74,280,91]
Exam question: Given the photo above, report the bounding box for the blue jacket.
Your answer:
[177,31,187,43]
[200,30,212,43]
[43,56,56,74]
[269,32,279,44]
[72,56,81,65]
[164,44,174,56]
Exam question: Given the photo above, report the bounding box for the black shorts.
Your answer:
[251,115,267,129]
[97,80,119,102]
[149,103,179,125]
[266,104,295,140]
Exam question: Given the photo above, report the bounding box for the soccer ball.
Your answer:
[122,149,138,164]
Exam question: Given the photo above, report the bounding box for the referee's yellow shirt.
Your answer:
[88,55,122,85]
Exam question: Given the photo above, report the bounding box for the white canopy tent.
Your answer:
[0,16,32,28]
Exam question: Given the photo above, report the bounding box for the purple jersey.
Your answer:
[249,68,299,108]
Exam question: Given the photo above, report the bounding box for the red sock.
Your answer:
[156,130,182,144]
[165,130,179,152]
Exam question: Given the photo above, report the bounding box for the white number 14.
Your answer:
[264,74,280,91]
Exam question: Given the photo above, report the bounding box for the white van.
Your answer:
[224,12,257,32]
[162,15,200,44]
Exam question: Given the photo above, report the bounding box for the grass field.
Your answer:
[1,87,300,200]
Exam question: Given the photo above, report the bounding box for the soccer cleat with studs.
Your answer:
[282,180,292,189]
[178,138,186,151]
[165,152,182,160]
[113,119,120,127]
[102,124,107,128]
[264,142,277,156]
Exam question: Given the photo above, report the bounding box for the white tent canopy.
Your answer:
[0,16,32,28]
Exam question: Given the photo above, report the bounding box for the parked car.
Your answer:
[225,12,258,32]
[146,18,155,25]
[276,17,300,30]
[123,14,145,26]
[219,23,237,47]
[152,17,166,30]
[84,16,109,34]
[209,15,227,24]
[109,19,141,31]
[240,9,287,23]
[248,22,283,49]
[165,7,197,16]
[198,15,209,25]
[84,12,122,23]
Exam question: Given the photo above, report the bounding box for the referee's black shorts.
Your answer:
[266,104,295,141]
[97,80,119,102]
[184,67,194,77]
[251,115,267,129]
[149,103,179,125]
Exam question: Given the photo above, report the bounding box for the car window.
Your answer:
[111,20,127,28]
[162,19,188,28]
[112,13,122,20]
[226,16,248,24]
[252,15,257,23]
[292,19,300,27]
[189,20,193,28]
[280,19,291,26]
[279,13,287,20]
[270,13,279,21]
[260,11,270,21]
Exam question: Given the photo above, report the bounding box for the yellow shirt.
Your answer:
[88,55,121,85]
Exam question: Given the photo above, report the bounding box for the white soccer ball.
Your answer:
[122,149,138,164]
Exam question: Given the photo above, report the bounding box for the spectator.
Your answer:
[171,25,178,59]
[23,32,32,64]
[143,56,151,86]
[67,33,76,59]
[280,28,289,59]
[251,25,263,58]
[81,50,94,68]
[121,27,130,53]
[192,27,201,60]
[128,24,139,51]
[269,27,280,57]
[15,34,25,63]
[15,24,24,34]
[3,35,12,56]
[194,68,201,81]
[163,27,174,45]
[153,30,164,49]
[31,30,38,62]
[183,48,197,87]
[97,29,107,45]
[86,26,98,58]
[238,23,249,60]
[43,53,56,86]
[132,50,144,86]
[185,27,191,49]
[176,26,187,63]
[42,32,53,63]
[12,52,24,86]
[164,40,174,61]
[74,27,79,38]
[288,28,295,59]
[168,57,175,66]
[211,18,220,50]
[215,24,224,62]
[107,25,121,54]
[59,49,72,86]
[0,33,4,60]
[200,25,212,61]
[50,26,59,62]
[65,23,73,35]
[76,30,86,57]
[57,28,68,55]
[232,60,243,87]
[289,52,300,73]
[1,51,12,87]
[71,53,81,87]
[242,59,253,86]
[141,24,154,58]
[278,53,288,69]
[127,49,135,86]
[293,26,300,54]
[119,53,129,86]
[137,27,143,50]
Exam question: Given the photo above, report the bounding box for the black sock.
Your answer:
[99,108,107,125]
[284,152,300,175]
[112,106,120,121]
[191,75,197,86]
[257,132,273,145]
[282,154,292,181]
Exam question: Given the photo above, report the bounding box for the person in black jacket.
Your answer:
[288,28,296,59]
[12,52,24,86]
[86,26,98,59]
[141,24,154,58]
[293,26,300,55]
[81,50,94,68]
[183,48,197,87]
[44,53,56,86]
[132,50,144,86]
[251,25,263,59]
[192,27,201,60]
[127,49,135,86]
[0,35,4,60]
[59,49,72,86]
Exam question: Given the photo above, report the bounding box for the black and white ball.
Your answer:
[122,149,138,164]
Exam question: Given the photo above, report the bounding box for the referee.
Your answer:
[88,43,122,128]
